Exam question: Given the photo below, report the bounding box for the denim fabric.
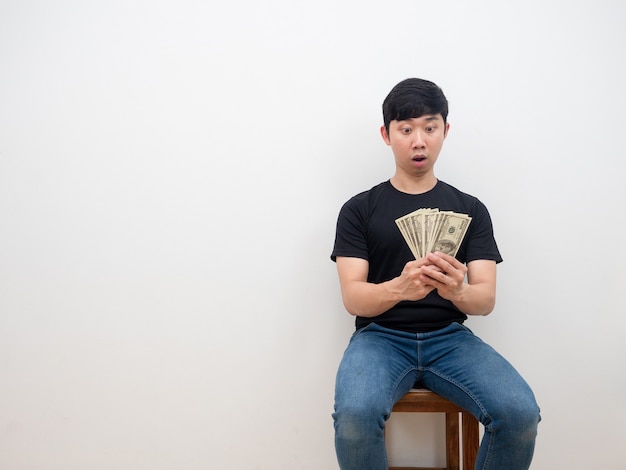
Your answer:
[333,322,540,470]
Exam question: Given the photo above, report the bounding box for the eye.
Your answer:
[425,126,435,133]
[401,127,411,134]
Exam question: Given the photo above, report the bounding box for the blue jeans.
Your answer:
[333,322,540,470]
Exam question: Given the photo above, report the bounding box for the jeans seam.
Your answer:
[387,367,418,415]
[423,367,495,470]
[481,428,495,470]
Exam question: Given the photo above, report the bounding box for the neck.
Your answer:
[390,173,438,195]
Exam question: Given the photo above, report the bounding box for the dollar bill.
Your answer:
[395,209,471,258]
[395,217,420,259]
[428,212,472,256]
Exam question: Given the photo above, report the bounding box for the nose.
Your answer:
[412,131,426,148]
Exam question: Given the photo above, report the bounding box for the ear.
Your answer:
[444,122,450,138]
[380,125,391,146]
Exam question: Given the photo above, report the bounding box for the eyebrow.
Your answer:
[398,115,442,124]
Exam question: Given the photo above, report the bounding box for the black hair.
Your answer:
[382,78,449,132]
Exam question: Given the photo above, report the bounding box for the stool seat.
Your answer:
[388,389,479,470]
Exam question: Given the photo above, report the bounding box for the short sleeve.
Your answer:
[330,197,369,262]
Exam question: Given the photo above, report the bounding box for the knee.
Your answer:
[486,391,540,438]
[333,398,387,441]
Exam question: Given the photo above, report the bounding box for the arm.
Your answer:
[335,256,437,318]
[420,252,497,316]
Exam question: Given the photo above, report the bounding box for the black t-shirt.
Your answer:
[331,180,503,332]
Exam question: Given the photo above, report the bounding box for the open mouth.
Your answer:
[412,156,426,162]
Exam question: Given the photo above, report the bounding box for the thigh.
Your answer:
[335,324,418,414]
[420,323,537,422]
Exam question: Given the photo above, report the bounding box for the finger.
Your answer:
[428,252,466,279]
[421,267,448,285]
[426,252,452,272]
[433,252,467,273]
[433,251,456,262]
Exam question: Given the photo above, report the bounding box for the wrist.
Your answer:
[449,282,470,304]
[383,277,405,304]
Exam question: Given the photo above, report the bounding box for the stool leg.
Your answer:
[445,412,460,470]
[461,411,479,470]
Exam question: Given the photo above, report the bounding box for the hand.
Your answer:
[395,258,438,301]
[419,252,468,302]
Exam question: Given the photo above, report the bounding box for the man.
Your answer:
[331,78,540,469]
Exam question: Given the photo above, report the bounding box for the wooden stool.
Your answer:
[388,389,479,470]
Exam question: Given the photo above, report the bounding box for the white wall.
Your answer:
[1,1,624,468]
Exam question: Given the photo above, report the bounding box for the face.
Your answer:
[380,114,449,178]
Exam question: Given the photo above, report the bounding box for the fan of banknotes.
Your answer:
[395,208,472,259]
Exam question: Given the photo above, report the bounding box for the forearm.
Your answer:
[420,255,497,316]
[340,278,404,318]
[337,257,437,318]
[343,278,496,318]
[449,282,496,316]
